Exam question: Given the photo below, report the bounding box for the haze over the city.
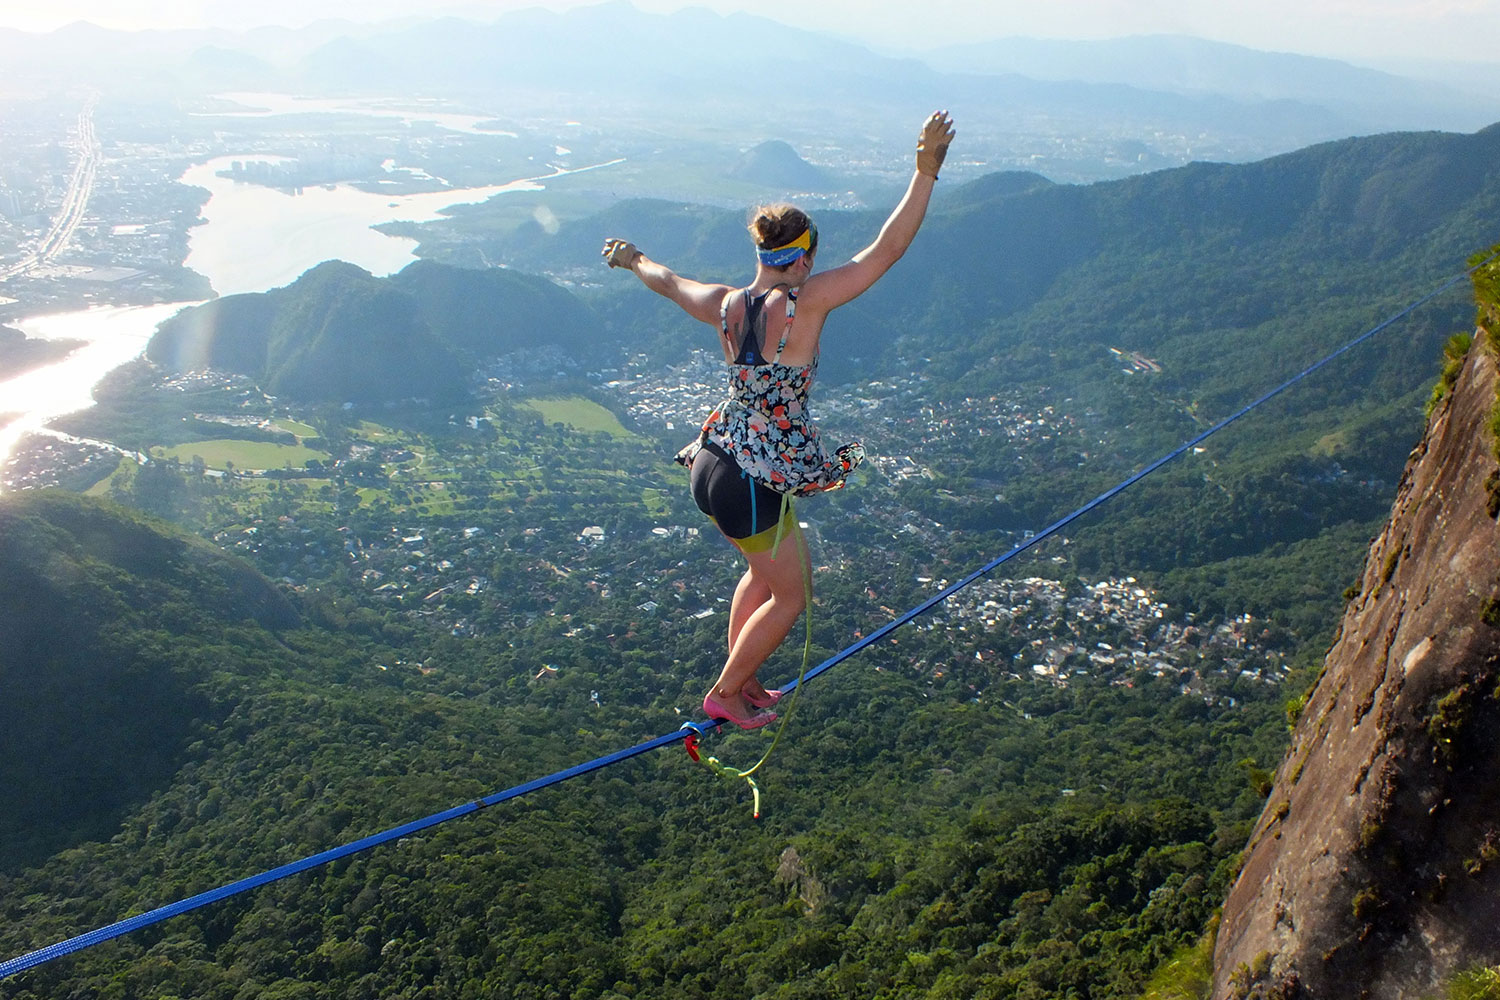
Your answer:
[3,0,1498,72]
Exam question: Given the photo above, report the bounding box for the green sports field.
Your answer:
[517,396,634,438]
[154,439,330,471]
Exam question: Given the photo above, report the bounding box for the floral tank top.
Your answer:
[674,286,864,496]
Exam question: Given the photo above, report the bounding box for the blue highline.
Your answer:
[2,251,1495,981]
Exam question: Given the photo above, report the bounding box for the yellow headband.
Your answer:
[757,224,816,266]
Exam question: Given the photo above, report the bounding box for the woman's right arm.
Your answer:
[801,111,956,313]
[602,239,730,326]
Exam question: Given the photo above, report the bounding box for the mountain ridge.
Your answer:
[2,5,1493,155]
[928,34,1494,129]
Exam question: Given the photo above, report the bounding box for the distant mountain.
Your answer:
[727,140,836,192]
[179,44,274,91]
[278,6,1496,148]
[269,6,1443,145]
[928,34,1497,131]
[271,6,1498,134]
[6,4,1493,173]
[288,4,924,104]
[147,259,598,404]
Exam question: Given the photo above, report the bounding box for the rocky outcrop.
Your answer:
[1212,316,1500,997]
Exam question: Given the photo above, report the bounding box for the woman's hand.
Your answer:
[602,238,642,269]
[916,111,956,179]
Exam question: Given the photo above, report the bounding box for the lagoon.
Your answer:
[1,147,625,479]
[180,154,621,296]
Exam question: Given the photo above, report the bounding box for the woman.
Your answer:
[602,111,956,729]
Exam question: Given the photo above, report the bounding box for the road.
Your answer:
[0,94,100,282]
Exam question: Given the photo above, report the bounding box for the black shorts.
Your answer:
[689,440,791,542]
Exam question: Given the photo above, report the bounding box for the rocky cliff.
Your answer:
[1212,254,1500,999]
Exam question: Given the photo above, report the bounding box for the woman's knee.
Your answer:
[748,551,806,601]
[767,563,809,608]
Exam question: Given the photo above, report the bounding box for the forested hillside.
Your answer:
[442,122,1500,639]
[0,483,1286,999]
[148,259,599,405]
[0,491,296,869]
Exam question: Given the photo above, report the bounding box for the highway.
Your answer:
[0,94,100,282]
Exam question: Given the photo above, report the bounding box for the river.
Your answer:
[0,123,624,484]
[0,303,185,472]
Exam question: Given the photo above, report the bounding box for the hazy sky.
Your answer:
[1,0,1497,67]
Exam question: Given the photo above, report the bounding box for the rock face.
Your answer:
[1212,327,1500,997]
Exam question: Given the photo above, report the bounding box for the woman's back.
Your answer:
[717,285,823,369]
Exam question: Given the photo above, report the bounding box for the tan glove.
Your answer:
[602,238,641,269]
[916,111,956,179]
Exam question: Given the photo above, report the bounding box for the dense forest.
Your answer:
[2,123,1499,997]
[0,487,1286,999]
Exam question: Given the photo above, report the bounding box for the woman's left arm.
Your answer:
[799,111,955,314]
[602,238,730,326]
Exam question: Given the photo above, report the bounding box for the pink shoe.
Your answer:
[703,693,777,731]
[743,688,783,709]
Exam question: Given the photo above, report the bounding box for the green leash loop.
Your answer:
[687,492,815,817]
[687,750,763,818]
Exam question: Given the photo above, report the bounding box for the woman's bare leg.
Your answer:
[729,569,771,654]
[709,525,810,717]
[729,569,776,702]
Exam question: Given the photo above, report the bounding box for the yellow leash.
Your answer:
[683,493,815,818]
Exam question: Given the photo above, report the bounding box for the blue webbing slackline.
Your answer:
[2,250,1495,981]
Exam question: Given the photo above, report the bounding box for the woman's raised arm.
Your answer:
[800,111,955,313]
[602,238,731,326]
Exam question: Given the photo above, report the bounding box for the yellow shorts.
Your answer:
[725,500,797,554]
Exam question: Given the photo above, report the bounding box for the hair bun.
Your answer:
[749,203,812,250]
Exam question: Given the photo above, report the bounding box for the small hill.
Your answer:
[0,324,81,380]
[149,260,465,403]
[148,259,598,404]
[727,140,836,192]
